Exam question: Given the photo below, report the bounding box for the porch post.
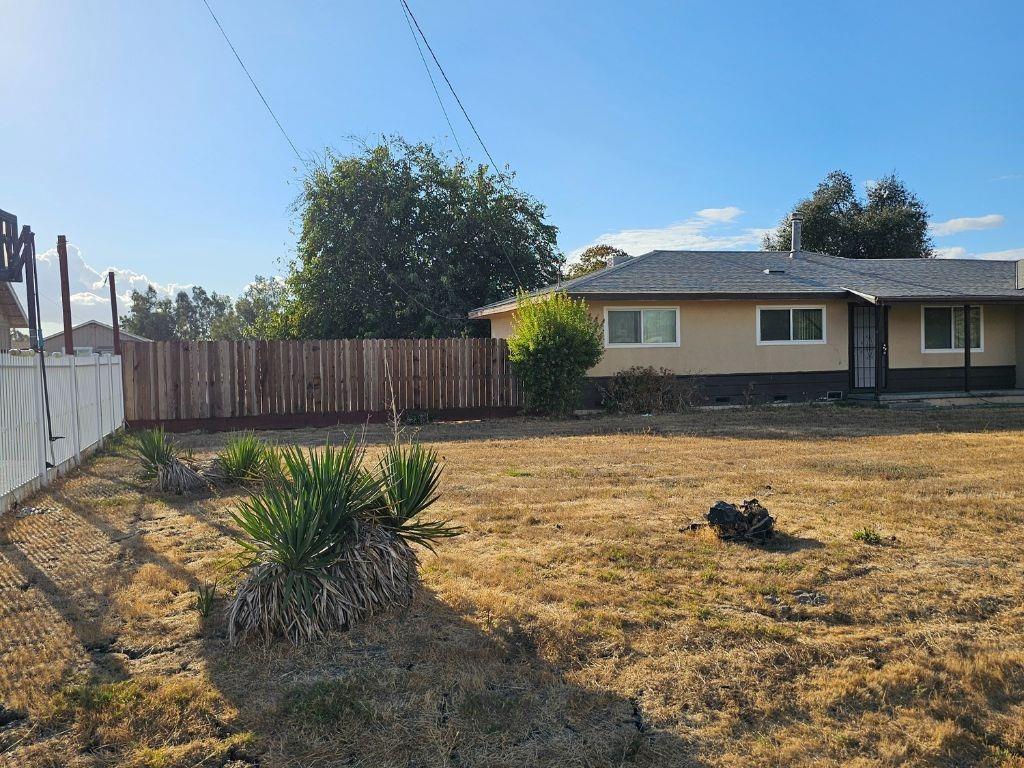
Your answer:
[963,304,971,392]
[874,303,884,399]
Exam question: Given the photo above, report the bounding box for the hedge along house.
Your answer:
[469,216,1024,405]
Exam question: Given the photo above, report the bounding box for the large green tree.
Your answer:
[763,171,933,258]
[122,281,286,341]
[564,244,630,280]
[287,139,564,339]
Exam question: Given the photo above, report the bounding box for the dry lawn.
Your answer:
[2,404,1024,767]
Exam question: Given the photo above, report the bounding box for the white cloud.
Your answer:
[935,245,1024,261]
[15,243,191,335]
[695,206,744,223]
[992,173,1024,181]
[568,207,767,261]
[929,214,1005,237]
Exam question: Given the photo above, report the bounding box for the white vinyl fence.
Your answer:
[1,352,124,510]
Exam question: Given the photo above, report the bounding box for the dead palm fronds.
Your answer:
[226,440,458,644]
[128,428,206,494]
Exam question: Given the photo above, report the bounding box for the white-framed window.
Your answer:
[756,305,826,345]
[921,305,983,353]
[604,307,680,347]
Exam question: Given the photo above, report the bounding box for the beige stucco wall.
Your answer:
[0,317,10,352]
[485,299,850,376]
[887,303,1016,369]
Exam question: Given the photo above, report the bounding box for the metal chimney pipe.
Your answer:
[790,212,803,257]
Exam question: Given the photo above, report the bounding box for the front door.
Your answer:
[850,305,887,390]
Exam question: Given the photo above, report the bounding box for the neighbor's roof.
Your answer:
[0,282,28,327]
[469,250,1024,317]
[44,319,151,342]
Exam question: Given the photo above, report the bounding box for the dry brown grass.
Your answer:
[2,405,1024,767]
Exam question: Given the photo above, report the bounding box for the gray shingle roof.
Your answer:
[469,250,1024,316]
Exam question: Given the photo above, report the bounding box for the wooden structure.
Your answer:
[122,338,521,430]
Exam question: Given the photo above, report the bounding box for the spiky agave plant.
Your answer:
[228,442,406,643]
[227,441,462,644]
[128,428,205,494]
[207,432,275,486]
[372,443,462,551]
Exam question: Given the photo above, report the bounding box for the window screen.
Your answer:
[606,309,677,345]
[607,310,641,344]
[642,309,676,344]
[759,309,792,342]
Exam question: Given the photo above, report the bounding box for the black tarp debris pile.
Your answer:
[687,498,775,541]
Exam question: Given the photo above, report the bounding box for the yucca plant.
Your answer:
[128,428,205,494]
[227,440,461,644]
[371,443,462,551]
[207,432,275,486]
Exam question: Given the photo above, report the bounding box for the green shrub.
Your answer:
[128,428,205,494]
[507,292,603,417]
[600,366,690,413]
[227,440,460,644]
[194,583,217,617]
[853,526,884,545]
[213,432,275,485]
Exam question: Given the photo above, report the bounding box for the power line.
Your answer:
[398,0,464,156]
[201,0,307,165]
[399,0,498,171]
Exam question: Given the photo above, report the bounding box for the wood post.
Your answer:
[108,271,121,356]
[22,227,40,351]
[873,303,884,399]
[963,304,972,392]
[57,236,74,354]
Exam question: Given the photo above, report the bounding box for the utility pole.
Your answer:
[57,236,74,354]
[108,270,121,355]
[21,227,40,351]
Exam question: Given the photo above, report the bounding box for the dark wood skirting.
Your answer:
[885,365,1015,393]
[583,370,851,407]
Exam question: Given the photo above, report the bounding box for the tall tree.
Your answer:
[763,170,933,259]
[288,138,564,339]
[121,286,176,340]
[564,244,630,280]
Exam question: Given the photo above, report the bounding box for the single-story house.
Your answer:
[43,320,149,354]
[470,216,1024,404]
[0,283,29,352]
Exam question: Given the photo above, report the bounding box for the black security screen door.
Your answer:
[850,305,886,390]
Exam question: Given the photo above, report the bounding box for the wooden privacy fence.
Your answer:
[122,338,521,428]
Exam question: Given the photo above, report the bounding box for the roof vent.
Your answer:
[609,253,633,268]
[790,211,803,257]
[763,268,786,275]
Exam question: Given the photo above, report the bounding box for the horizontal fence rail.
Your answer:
[122,339,521,427]
[1,352,124,510]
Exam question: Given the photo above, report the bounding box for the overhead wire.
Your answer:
[201,0,308,166]
[398,0,464,157]
[397,0,527,289]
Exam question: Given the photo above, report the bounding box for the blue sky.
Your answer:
[4,0,1022,329]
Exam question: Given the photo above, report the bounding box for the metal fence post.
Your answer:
[32,354,48,483]
[68,355,82,465]
[95,356,103,448]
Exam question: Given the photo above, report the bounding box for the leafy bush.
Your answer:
[853,526,884,545]
[600,366,683,413]
[128,428,205,494]
[212,432,275,485]
[507,292,603,417]
[227,441,460,644]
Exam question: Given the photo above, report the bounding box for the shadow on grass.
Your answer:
[167,403,1024,452]
[201,590,710,768]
